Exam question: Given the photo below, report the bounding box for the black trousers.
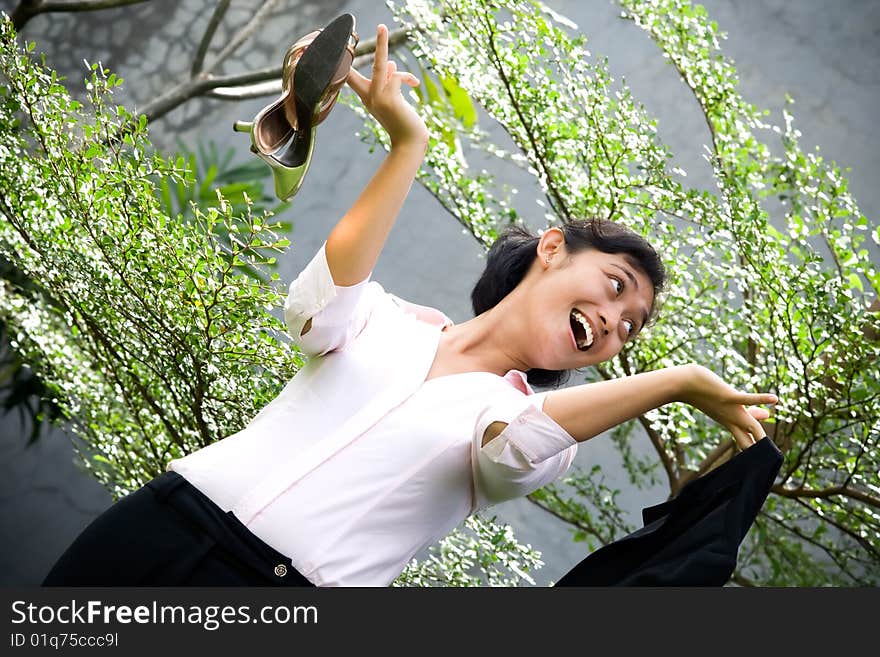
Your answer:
[42,471,314,587]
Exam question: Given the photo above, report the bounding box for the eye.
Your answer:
[610,276,636,338]
[610,276,623,295]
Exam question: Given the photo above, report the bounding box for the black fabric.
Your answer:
[42,471,314,587]
[555,436,783,586]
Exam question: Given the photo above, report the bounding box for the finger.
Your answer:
[743,420,765,446]
[346,67,372,99]
[746,413,768,442]
[372,24,388,88]
[746,405,770,420]
[737,406,766,444]
[391,69,420,92]
[740,392,779,405]
[729,426,752,452]
[386,63,404,94]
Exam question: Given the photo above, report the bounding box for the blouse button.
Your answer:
[274,564,288,577]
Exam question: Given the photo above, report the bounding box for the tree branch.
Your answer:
[525,491,609,545]
[137,68,275,123]
[476,12,572,221]
[138,27,411,124]
[592,358,678,493]
[203,48,409,102]
[11,0,149,31]
[637,414,677,490]
[201,0,283,76]
[761,510,862,584]
[791,497,880,562]
[772,483,880,510]
[678,438,735,490]
[190,0,231,77]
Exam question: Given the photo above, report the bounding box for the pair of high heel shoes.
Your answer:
[234,14,358,201]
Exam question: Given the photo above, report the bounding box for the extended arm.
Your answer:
[482,364,777,451]
[539,365,688,443]
[324,23,429,286]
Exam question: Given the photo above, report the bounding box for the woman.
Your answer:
[43,23,777,587]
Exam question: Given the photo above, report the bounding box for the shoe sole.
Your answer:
[293,14,355,134]
[278,13,354,169]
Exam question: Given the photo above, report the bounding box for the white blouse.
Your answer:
[168,242,578,586]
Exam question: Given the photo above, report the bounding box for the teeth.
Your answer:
[571,309,593,348]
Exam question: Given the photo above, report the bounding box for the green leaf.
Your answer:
[440,75,477,127]
[420,64,443,106]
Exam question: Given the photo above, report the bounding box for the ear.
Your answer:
[537,227,566,266]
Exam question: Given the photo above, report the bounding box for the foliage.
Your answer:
[154,140,292,285]
[394,514,544,586]
[0,16,300,499]
[0,256,65,445]
[0,140,288,447]
[343,0,880,585]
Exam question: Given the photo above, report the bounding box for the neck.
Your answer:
[442,294,532,376]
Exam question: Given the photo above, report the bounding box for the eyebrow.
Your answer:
[610,263,649,331]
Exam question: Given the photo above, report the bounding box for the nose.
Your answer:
[598,312,612,336]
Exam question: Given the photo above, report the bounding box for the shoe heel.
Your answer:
[271,124,317,201]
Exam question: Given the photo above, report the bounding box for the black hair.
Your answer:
[470,218,667,388]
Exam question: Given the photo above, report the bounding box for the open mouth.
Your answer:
[569,308,594,352]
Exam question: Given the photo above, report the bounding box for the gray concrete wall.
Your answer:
[1,0,877,586]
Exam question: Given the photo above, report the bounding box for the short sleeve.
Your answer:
[283,241,376,357]
[472,389,578,510]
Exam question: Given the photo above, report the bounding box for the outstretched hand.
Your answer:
[346,23,428,149]
[679,364,779,451]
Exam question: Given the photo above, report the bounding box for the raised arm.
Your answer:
[325,23,429,286]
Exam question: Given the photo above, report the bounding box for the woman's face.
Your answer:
[521,228,655,370]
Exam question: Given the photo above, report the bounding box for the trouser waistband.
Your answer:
[146,471,314,587]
